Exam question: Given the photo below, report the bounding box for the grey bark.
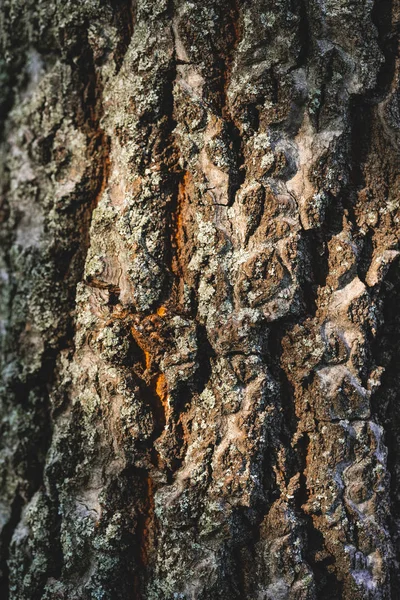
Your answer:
[0,0,400,598]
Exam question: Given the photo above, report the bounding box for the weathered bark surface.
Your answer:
[1,0,400,598]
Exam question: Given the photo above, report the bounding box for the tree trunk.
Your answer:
[1,0,400,598]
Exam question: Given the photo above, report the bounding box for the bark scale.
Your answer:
[0,0,400,598]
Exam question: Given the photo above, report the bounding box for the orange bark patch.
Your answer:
[172,170,191,275]
[144,350,152,371]
[155,373,168,413]
[156,305,167,317]
[130,325,152,371]
[106,305,129,322]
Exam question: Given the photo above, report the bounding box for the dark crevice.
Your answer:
[296,0,312,70]
[66,30,112,278]
[0,493,24,600]
[165,168,185,288]
[228,320,306,595]
[220,0,246,205]
[0,0,34,138]
[45,503,64,584]
[371,0,397,103]
[315,52,334,132]
[0,59,16,140]
[226,119,246,206]
[231,545,247,599]
[132,373,167,451]
[264,290,346,596]
[346,0,395,230]
[349,99,372,192]
[96,466,147,600]
[370,260,400,591]
[357,227,375,284]
[267,323,299,452]
[194,323,215,396]
[301,228,329,315]
[294,433,344,600]
[110,0,136,73]
[346,95,373,283]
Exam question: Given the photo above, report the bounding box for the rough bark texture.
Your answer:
[1,0,400,598]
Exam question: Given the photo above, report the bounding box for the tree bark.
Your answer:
[1,0,400,598]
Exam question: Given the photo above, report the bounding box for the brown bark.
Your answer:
[1,0,400,598]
